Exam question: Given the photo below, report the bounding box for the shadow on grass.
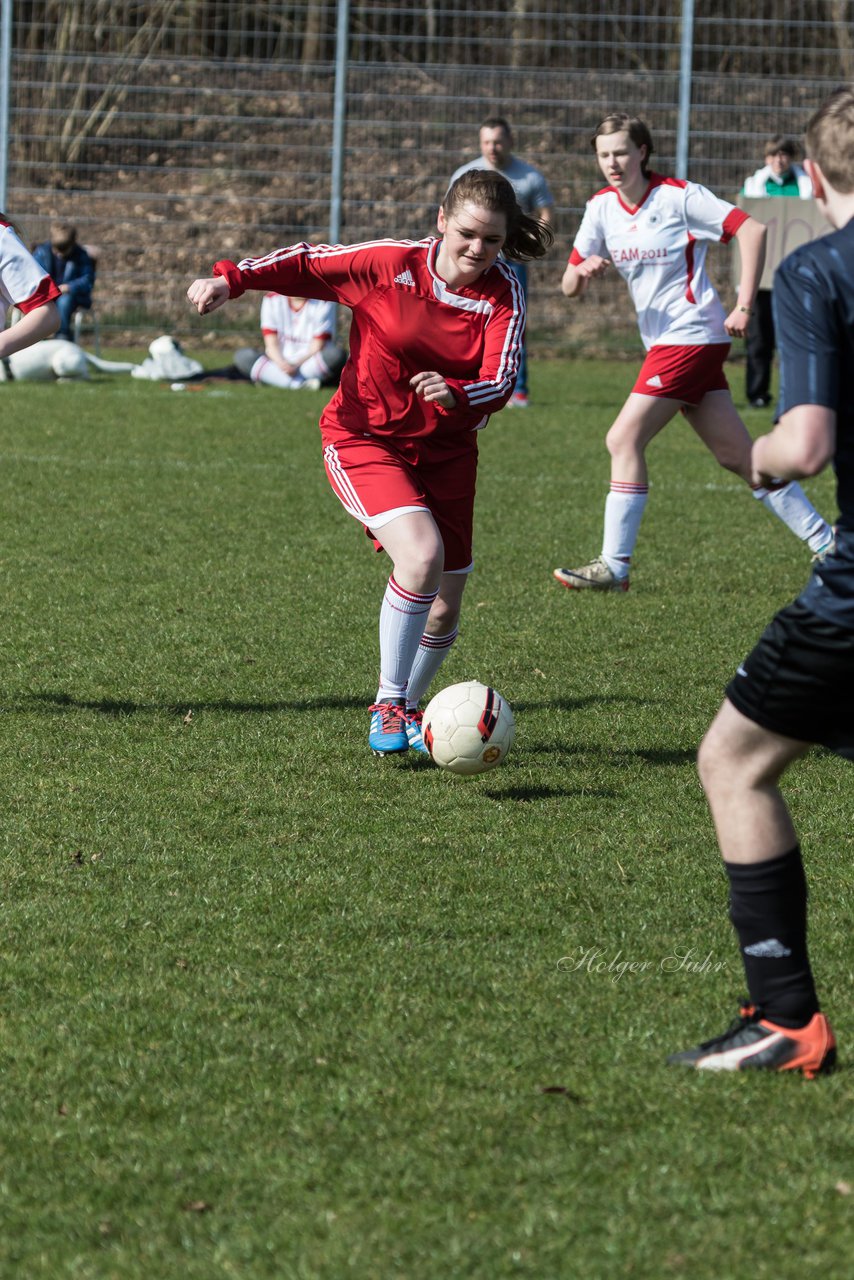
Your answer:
[27,691,366,716]
[620,746,697,766]
[28,689,667,717]
[524,741,696,768]
[28,690,667,721]
[483,783,616,802]
[514,694,666,713]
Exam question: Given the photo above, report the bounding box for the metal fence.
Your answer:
[3,0,853,352]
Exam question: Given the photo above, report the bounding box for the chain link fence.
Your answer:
[5,0,853,352]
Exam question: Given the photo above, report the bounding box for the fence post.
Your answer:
[676,0,695,179]
[329,0,350,245]
[0,0,12,212]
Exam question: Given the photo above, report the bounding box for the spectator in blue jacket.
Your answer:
[32,222,95,341]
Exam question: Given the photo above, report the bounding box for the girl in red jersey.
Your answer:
[0,215,61,367]
[188,170,553,755]
[552,113,832,594]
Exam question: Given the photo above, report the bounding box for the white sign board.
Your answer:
[733,196,832,290]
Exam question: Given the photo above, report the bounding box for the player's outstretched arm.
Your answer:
[187,276,230,315]
[562,255,609,298]
[752,405,836,485]
[724,216,767,338]
[0,301,59,359]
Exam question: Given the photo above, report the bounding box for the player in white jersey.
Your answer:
[0,216,61,372]
[552,114,832,594]
[234,293,346,389]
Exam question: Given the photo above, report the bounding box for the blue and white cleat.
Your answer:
[404,707,430,755]
[368,699,408,756]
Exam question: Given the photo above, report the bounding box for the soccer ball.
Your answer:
[422,681,515,775]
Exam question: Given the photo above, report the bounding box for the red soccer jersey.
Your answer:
[213,237,525,439]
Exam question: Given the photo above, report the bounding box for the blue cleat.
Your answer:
[368,699,408,755]
[404,707,430,755]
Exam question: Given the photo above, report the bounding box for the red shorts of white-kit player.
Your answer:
[321,427,478,573]
[632,342,731,405]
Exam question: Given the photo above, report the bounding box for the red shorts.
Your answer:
[321,427,478,572]
[632,343,731,406]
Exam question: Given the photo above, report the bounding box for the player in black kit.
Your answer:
[669,88,854,1077]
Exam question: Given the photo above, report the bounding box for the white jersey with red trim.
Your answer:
[0,220,60,313]
[259,293,335,365]
[570,174,748,350]
[214,237,524,440]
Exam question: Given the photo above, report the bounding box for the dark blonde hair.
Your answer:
[442,169,553,262]
[480,116,511,137]
[806,88,854,194]
[592,113,655,177]
[764,134,799,159]
[50,221,77,253]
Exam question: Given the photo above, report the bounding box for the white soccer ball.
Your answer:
[422,681,515,776]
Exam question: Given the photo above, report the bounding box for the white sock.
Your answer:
[298,351,328,381]
[405,629,459,708]
[376,576,438,702]
[601,482,648,577]
[753,481,833,553]
[252,355,300,388]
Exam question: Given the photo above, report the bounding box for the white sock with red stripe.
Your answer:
[602,481,648,577]
[405,628,459,709]
[253,356,302,388]
[752,480,833,553]
[376,576,438,702]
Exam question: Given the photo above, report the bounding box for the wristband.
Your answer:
[738,305,752,314]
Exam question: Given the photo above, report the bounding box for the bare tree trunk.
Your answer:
[302,2,327,66]
[510,0,529,69]
[425,0,438,64]
[831,0,854,78]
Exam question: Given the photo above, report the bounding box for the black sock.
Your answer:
[725,845,819,1028]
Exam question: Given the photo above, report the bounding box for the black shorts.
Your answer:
[725,600,854,760]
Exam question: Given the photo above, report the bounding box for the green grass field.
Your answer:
[0,360,850,1279]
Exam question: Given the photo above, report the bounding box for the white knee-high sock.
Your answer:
[752,481,833,553]
[405,629,459,708]
[376,576,438,702]
[602,481,649,577]
[252,355,301,388]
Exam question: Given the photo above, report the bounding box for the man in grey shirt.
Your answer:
[449,117,554,406]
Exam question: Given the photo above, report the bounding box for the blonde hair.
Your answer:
[592,113,655,177]
[806,88,854,194]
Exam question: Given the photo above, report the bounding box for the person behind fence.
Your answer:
[552,111,832,595]
[667,87,854,1078]
[448,116,554,407]
[32,222,95,342]
[741,136,813,409]
[232,293,347,389]
[0,214,61,370]
[188,169,552,757]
